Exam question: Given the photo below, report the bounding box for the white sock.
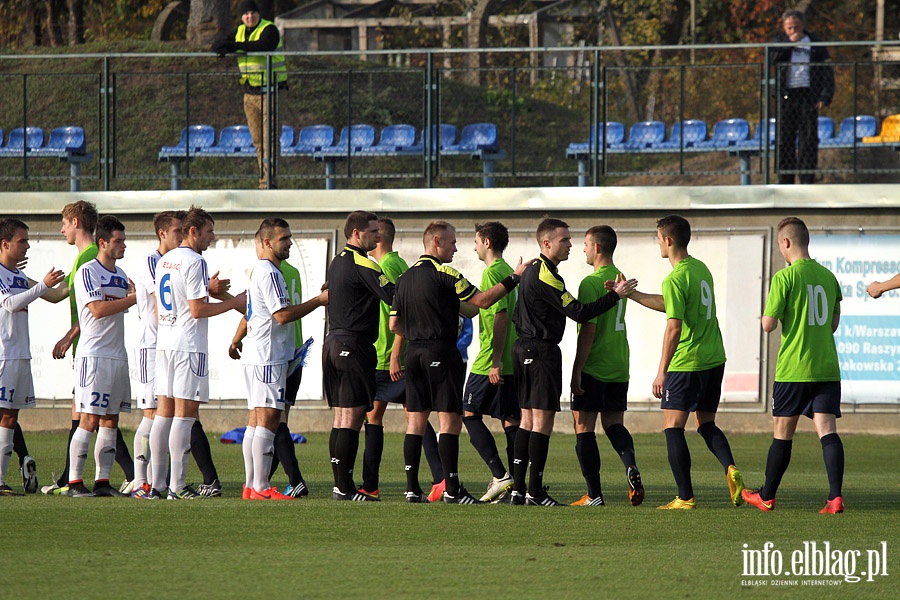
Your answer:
[133,416,153,486]
[68,427,93,484]
[169,417,194,492]
[252,427,276,493]
[243,426,256,489]
[94,426,117,482]
[149,416,172,492]
[0,426,13,486]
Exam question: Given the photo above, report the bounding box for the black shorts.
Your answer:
[322,334,376,409]
[513,339,562,412]
[374,369,405,404]
[462,373,520,422]
[571,374,628,413]
[772,381,842,418]
[284,365,302,407]
[661,363,725,413]
[404,341,464,413]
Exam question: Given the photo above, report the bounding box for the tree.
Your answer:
[68,0,84,45]
[187,0,229,48]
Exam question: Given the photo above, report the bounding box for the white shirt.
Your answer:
[155,246,210,353]
[243,259,292,366]
[0,264,46,360]
[133,249,162,349]
[74,259,129,360]
[788,35,812,89]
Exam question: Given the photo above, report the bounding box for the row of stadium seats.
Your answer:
[0,126,92,191]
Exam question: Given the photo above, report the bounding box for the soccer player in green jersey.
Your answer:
[743,217,845,514]
[570,225,644,507]
[630,215,743,510]
[462,221,520,502]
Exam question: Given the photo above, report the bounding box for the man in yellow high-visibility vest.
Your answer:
[215,0,287,189]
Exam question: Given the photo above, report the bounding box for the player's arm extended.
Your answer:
[866,273,900,298]
[274,289,328,324]
[628,290,665,312]
[653,318,682,399]
[188,292,246,319]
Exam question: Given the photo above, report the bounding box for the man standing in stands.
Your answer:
[770,9,834,184]
[214,0,287,189]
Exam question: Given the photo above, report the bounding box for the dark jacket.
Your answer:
[769,31,835,106]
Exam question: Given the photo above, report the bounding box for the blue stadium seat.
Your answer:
[282,124,335,156]
[736,119,776,149]
[361,124,417,153]
[566,122,626,154]
[405,124,457,154]
[695,118,749,149]
[159,124,216,156]
[28,126,86,157]
[0,127,45,155]
[443,123,500,154]
[818,116,836,143]
[621,121,666,150]
[318,124,376,155]
[0,128,4,149]
[654,120,707,150]
[202,125,255,155]
[821,115,877,147]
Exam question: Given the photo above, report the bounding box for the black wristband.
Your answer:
[500,274,519,292]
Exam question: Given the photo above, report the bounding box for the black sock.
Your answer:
[58,419,79,487]
[335,428,359,494]
[527,432,551,496]
[512,428,530,494]
[664,427,693,500]
[403,434,423,494]
[362,423,384,492]
[271,422,303,485]
[464,416,506,478]
[13,422,28,466]
[423,421,443,483]
[575,432,602,499]
[504,425,518,475]
[760,438,792,501]
[697,421,735,471]
[329,427,339,487]
[189,421,217,484]
[820,433,844,500]
[605,423,636,469]
[114,427,134,481]
[438,433,461,497]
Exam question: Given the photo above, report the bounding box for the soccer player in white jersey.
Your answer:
[129,210,186,498]
[0,219,65,496]
[66,215,136,497]
[228,218,327,500]
[148,206,245,500]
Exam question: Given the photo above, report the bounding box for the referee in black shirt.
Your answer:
[510,217,636,506]
[325,210,395,501]
[390,221,525,504]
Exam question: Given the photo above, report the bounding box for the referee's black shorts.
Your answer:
[513,338,562,412]
[322,334,376,409]
[404,340,465,413]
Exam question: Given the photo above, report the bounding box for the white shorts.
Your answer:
[156,349,209,403]
[75,356,132,416]
[0,359,36,410]
[135,347,158,410]
[244,364,287,410]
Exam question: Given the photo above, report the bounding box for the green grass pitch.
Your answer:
[1,430,896,598]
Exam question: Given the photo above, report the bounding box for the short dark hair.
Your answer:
[344,210,378,240]
[782,9,805,24]
[777,216,810,247]
[586,225,617,256]
[656,214,691,248]
[475,221,509,253]
[378,217,396,244]
[153,210,187,240]
[0,218,28,243]
[256,217,290,242]
[96,215,125,245]
[423,220,454,245]
[61,200,98,235]
[181,205,214,237]
[536,217,569,244]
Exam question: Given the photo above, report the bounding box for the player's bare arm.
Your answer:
[489,310,509,385]
[571,322,596,396]
[653,318,682,399]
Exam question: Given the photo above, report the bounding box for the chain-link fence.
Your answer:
[1,42,899,191]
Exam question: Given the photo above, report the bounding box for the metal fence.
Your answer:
[1,41,899,191]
